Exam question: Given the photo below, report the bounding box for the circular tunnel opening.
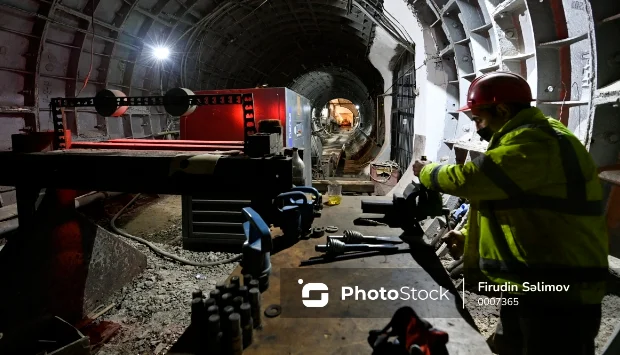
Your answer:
[315,98,363,178]
[289,67,383,180]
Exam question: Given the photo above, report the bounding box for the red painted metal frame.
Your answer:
[549,0,571,126]
[69,141,243,151]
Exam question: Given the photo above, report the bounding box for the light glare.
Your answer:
[153,46,170,60]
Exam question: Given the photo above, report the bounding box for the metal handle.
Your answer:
[290,186,320,204]
[274,191,308,207]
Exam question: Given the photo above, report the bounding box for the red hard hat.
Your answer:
[458,71,535,112]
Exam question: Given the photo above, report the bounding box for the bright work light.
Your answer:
[153,46,170,60]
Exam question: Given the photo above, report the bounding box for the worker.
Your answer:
[412,72,609,355]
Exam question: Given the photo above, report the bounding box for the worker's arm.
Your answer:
[419,137,550,200]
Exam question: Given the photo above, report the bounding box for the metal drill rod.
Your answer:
[330,230,402,244]
[329,235,403,244]
[316,243,399,252]
[315,238,399,254]
[301,248,413,266]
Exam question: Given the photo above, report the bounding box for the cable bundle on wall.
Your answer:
[352,0,415,54]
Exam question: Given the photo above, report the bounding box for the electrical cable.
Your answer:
[76,0,95,97]
[110,194,242,267]
[181,3,235,86]
[369,160,399,183]
[559,81,568,120]
[379,59,426,97]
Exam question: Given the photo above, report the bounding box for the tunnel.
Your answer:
[1,0,618,195]
[1,1,620,353]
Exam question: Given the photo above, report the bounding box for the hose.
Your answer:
[110,194,242,267]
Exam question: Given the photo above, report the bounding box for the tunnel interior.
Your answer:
[1,0,620,351]
[0,0,618,194]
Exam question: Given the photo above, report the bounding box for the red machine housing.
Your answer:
[182,88,293,145]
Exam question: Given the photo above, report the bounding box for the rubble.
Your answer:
[88,196,239,355]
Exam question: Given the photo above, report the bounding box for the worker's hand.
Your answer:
[412,160,431,177]
[442,230,465,259]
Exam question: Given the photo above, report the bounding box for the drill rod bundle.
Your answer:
[190,274,262,354]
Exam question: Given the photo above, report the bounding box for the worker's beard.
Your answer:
[477,126,494,142]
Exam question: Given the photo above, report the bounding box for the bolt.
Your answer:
[462,56,470,62]
[606,133,620,144]
[463,127,470,132]
[547,86,554,92]
[452,23,458,28]
[505,30,515,39]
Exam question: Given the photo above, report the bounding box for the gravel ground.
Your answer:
[439,251,620,354]
[83,195,239,355]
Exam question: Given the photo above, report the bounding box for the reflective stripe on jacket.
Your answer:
[420,107,609,305]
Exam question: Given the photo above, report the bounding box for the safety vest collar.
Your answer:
[488,107,547,149]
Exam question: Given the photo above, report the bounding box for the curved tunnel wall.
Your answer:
[0,0,618,197]
[0,0,385,144]
[379,0,620,196]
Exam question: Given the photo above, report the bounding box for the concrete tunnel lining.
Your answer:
[1,0,620,351]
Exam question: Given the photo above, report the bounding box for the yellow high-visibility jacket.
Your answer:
[420,107,609,305]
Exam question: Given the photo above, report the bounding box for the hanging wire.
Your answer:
[559,81,568,120]
[76,0,95,97]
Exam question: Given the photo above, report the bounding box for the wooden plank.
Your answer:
[312,179,375,193]
[168,196,492,355]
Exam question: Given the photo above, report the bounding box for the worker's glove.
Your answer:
[412,160,431,177]
[441,230,464,259]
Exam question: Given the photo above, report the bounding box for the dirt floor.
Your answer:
[82,195,619,354]
[84,195,239,355]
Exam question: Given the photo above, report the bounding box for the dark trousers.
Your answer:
[491,298,601,355]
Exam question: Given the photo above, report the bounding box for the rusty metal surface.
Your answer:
[0,189,146,330]
[168,196,491,355]
[83,222,147,315]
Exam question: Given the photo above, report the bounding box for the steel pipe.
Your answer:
[106,139,244,145]
[69,142,244,151]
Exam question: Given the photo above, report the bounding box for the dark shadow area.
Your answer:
[0,189,146,332]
